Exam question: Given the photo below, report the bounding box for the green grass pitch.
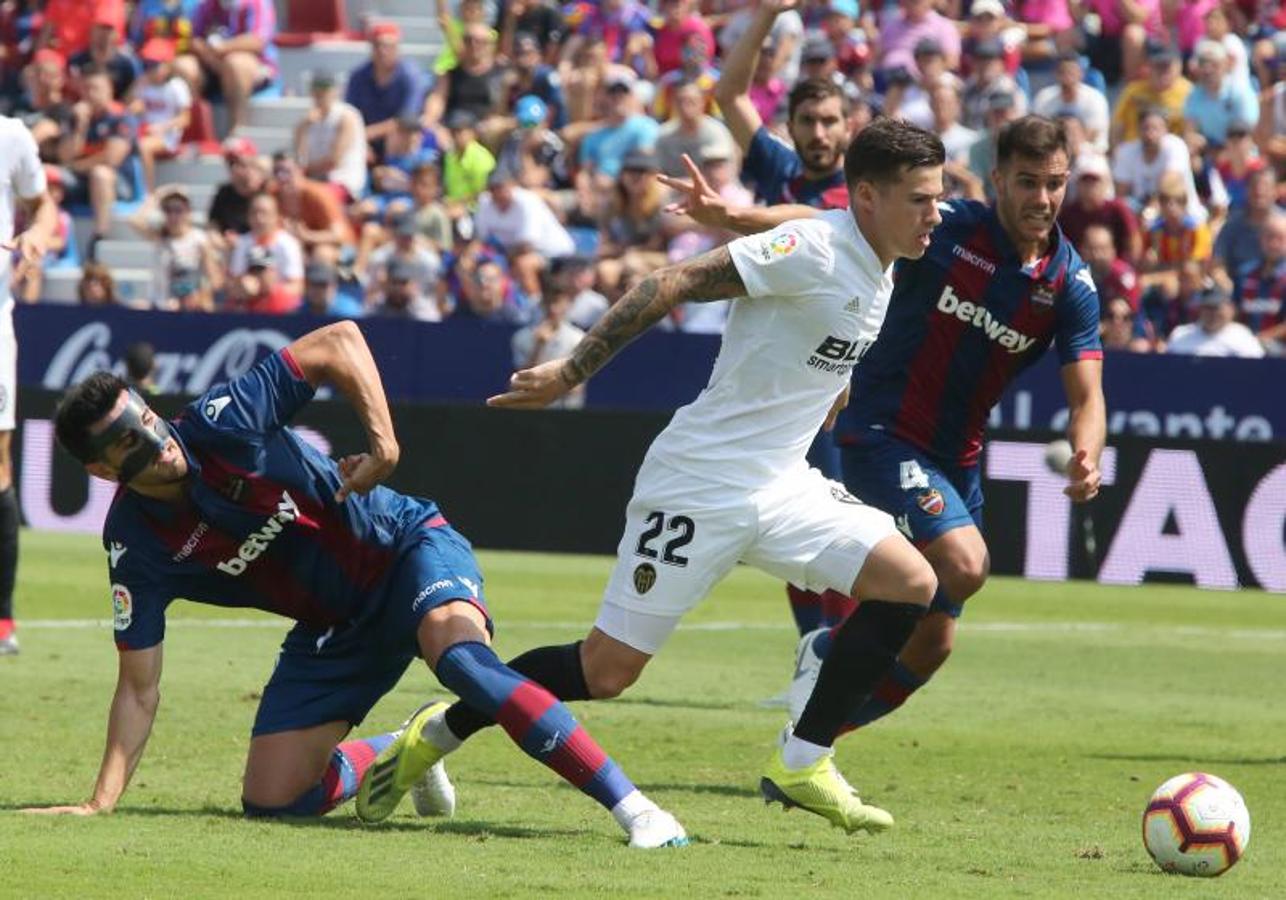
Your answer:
[3,530,1283,898]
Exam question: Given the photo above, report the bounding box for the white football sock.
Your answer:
[782,734,832,771]
[420,709,463,753]
[611,789,657,831]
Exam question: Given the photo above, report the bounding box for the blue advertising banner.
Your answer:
[14,304,1286,440]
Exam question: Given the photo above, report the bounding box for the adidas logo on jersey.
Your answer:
[937,285,1036,354]
[217,491,300,576]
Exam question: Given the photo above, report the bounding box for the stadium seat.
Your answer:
[179,99,221,156]
[277,0,350,47]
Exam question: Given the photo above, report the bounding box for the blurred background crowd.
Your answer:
[5,0,1286,365]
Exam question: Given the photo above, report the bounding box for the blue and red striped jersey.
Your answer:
[743,126,849,209]
[104,350,441,651]
[837,199,1103,467]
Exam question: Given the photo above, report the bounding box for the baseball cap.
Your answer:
[621,150,659,172]
[1226,117,1254,137]
[1146,40,1179,64]
[43,164,63,188]
[392,211,419,237]
[970,0,1006,17]
[92,9,118,29]
[222,136,259,160]
[444,108,478,130]
[305,261,336,285]
[605,68,637,91]
[1057,48,1085,67]
[140,38,176,64]
[1198,286,1231,307]
[369,21,401,42]
[33,48,66,69]
[310,69,337,90]
[514,32,541,55]
[699,140,734,164]
[1074,154,1111,181]
[801,35,832,62]
[515,94,548,128]
[826,0,859,18]
[986,89,1017,112]
[882,66,915,88]
[972,38,1004,60]
[246,245,275,271]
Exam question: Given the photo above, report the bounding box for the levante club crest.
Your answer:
[917,489,945,516]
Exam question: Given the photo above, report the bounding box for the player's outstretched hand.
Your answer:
[1064,448,1101,502]
[335,449,398,503]
[5,230,48,286]
[21,803,105,816]
[487,359,573,409]
[658,154,730,230]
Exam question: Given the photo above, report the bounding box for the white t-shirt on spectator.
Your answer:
[140,76,192,149]
[1166,321,1265,358]
[229,231,305,280]
[1111,134,1204,221]
[0,117,47,312]
[1032,83,1110,152]
[475,186,576,259]
[511,318,587,408]
[151,228,207,305]
[300,101,368,199]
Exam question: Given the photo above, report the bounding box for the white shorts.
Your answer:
[595,456,900,654]
[0,306,14,431]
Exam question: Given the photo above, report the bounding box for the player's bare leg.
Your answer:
[762,534,936,833]
[0,431,18,655]
[242,721,350,810]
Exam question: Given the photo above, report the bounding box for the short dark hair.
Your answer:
[124,342,155,383]
[995,115,1070,168]
[843,116,945,187]
[54,372,128,465]
[787,78,849,122]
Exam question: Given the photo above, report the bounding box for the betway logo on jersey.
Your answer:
[217,492,300,576]
[937,286,1035,354]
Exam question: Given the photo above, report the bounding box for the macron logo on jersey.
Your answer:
[217,492,300,576]
[204,396,232,421]
[937,286,1035,355]
[108,542,127,568]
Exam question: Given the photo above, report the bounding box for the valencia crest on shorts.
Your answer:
[633,563,657,594]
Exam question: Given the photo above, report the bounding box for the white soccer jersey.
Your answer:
[0,116,47,313]
[647,209,893,490]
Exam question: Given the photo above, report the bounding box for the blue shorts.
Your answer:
[251,522,491,737]
[839,430,984,549]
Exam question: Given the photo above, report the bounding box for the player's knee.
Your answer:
[938,548,989,602]
[583,662,639,699]
[904,557,938,608]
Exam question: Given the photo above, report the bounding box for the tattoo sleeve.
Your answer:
[562,246,746,387]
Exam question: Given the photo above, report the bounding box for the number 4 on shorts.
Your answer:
[899,460,930,491]
[635,511,696,567]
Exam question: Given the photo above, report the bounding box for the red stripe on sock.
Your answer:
[495,680,558,743]
[786,585,823,610]
[545,725,609,788]
[318,740,382,813]
[871,676,913,708]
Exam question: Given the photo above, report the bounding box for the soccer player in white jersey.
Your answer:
[0,116,57,655]
[361,118,949,836]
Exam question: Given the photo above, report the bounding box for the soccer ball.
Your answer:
[1142,772,1251,877]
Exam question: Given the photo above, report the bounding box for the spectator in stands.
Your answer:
[1141,258,1210,342]
[1078,0,1151,86]
[1214,120,1266,211]
[653,0,715,76]
[1165,286,1265,357]
[423,22,507,148]
[1081,223,1142,310]
[441,109,495,204]
[1233,210,1286,343]
[595,150,670,298]
[406,163,453,251]
[124,341,158,393]
[56,64,136,255]
[1032,50,1110,153]
[19,165,73,303]
[502,32,567,131]
[271,154,355,261]
[456,253,532,323]
[1113,106,1202,222]
[498,1,566,64]
[68,11,139,101]
[1141,172,1212,280]
[1184,39,1258,148]
[301,260,364,319]
[877,0,961,77]
[1256,33,1286,168]
[558,34,609,126]
[561,257,608,329]
[38,0,124,60]
[561,0,653,71]
[130,38,191,192]
[818,1,872,83]
[960,0,1020,77]
[128,185,218,311]
[182,0,278,134]
[360,116,440,217]
[653,31,720,121]
[577,68,658,186]
[433,0,495,77]
[227,192,303,310]
[1112,41,1192,144]
[365,211,444,319]
[495,95,570,192]
[77,261,118,305]
[344,22,428,162]
[718,1,803,88]
[898,38,957,131]
[960,39,1026,130]
[929,81,980,166]
[1059,154,1141,264]
[227,244,299,314]
[1217,167,1281,279]
[370,256,445,322]
[655,80,736,179]
[1100,296,1153,352]
[16,48,74,155]
[294,70,368,204]
[207,135,264,243]
[129,0,202,57]
[967,90,1020,200]
[510,274,586,408]
[474,169,574,297]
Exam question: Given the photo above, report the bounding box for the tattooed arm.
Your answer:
[487,247,746,408]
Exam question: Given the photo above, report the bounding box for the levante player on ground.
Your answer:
[23,322,685,848]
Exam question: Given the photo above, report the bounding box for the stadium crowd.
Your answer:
[4,0,1286,360]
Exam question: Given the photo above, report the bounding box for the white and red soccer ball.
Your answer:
[1142,772,1251,877]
